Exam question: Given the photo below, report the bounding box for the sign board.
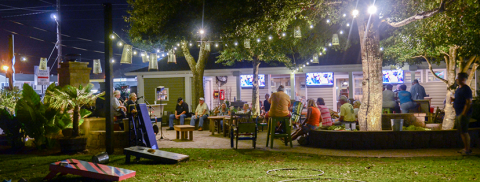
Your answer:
[34,66,50,86]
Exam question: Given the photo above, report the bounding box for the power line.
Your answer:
[0,11,49,18]
[0,5,54,12]
[0,4,54,12]
[39,0,55,5]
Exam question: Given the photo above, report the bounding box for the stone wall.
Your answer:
[308,129,480,149]
[83,117,128,148]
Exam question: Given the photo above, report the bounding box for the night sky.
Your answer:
[0,0,147,79]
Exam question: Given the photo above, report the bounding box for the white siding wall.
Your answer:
[240,79,269,107]
[307,87,335,110]
[405,70,447,109]
[206,76,238,109]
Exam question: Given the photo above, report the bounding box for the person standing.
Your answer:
[410,79,427,100]
[339,96,356,130]
[168,97,189,130]
[191,97,209,131]
[263,94,271,114]
[398,84,415,113]
[453,73,473,155]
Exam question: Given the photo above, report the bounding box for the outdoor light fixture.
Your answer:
[309,25,314,29]
[141,53,145,56]
[51,14,57,20]
[326,19,330,23]
[306,62,309,65]
[268,36,273,40]
[347,23,350,27]
[177,43,180,46]
[319,52,323,56]
[146,55,150,58]
[199,29,205,34]
[156,49,160,53]
[380,47,384,51]
[157,55,160,58]
[234,42,238,46]
[282,32,286,37]
[352,9,359,17]
[133,51,137,55]
[368,5,377,14]
[340,30,343,34]
[117,42,123,46]
[162,54,165,57]
[174,47,177,50]
[257,38,261,42]
[110,34,115,39]
[2,65,8,71]
[323,48,327,51]
[310,59,313,63]
[21,57,26,61]
[111,59,115,63]
[329,43,332,46]
[303,65,306,67]
[189,43,193,46]
[215,43,219,47]
[343,14,346,17]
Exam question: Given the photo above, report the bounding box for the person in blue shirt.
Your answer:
[452,73,473,155]
[398,84,415,113]
[410,79,427,100]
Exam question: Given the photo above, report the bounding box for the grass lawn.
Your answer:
[0,148,479,182]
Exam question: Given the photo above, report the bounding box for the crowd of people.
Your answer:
[382,79,427,113]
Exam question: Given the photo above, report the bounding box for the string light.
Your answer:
[234,42,238,46]
[133,51,137,55]
[380,47,384,51]
[111,59,115,63]
[343,14,346,17]
[257,38,260,43]
[174,47,177,50]
[110,34,115,39]
[215,43,219,47]
[303,65,306,67]
[306,62,309,65]
[268,36,272,40]
[329,43,332,47]
[177,43,180,46]
[326,19,330,23]
[117,42,123,46]
[157,55,160,58]
[21,57,27,61]
[352,9,359,17]
[310,59,313,62]
[323,48,327,51]
[225,43,228,46]
[319,52,323,56]
[346,23,350,27]
[199,29,205,34]
[189,43,193,46]
[282,32,286,37]
[162,53,165,57]
[340,30,344,34]
[309,25,313,29]
[141,53,145,56]
[156,49,160,53]
[167,53,169,55]
[368,5,377,14]
[146,55,150,58]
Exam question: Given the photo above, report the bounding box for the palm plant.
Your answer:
[44,83,105,137]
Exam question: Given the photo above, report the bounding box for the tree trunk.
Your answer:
[181,40,210,110]
[357,14,383,131]
[466,63,479,87]
[72,105,80,137]
[252,59,261,116]
[441,46,458,130]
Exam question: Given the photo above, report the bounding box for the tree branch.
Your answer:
[423,55,448,85]
[461,55,478,73]
[384,0,454,28]
[467,63,479,86]
[181,40,197,73]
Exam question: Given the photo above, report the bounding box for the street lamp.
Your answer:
[199,29,205,35]
[368,5,377,14]
[2,65,8,72]
[352,9,359,17]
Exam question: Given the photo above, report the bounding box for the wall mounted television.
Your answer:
[306,72,334,86]
[382,69,404,84]
[240,74,265,88]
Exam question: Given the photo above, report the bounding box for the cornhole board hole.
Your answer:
[44,159,136,181]
[124,146,189,164]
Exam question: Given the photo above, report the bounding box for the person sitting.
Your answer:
[291,99,320,140]
[191,97,208,131]
[316,98,332,126]
[353,100,361,121]
[113,90,127,118]
[125,93,138,118]
[215,103,230,130]
[339,95,356,130]
[167,97,189,130]
[237,103,250,114]
[410,79,427,100]
[382,84,398,113]
[262,94,271,115]
[266,85,291,119]
[398,84,416,113]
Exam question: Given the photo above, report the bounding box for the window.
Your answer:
[426,69,446,82]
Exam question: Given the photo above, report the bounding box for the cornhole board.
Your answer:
[43,159,136,181]
[124,146,189,164]
[137,103,158,149]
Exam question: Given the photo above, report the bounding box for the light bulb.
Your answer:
[368,5,377,14]
[352,9,359,17]
[329,43,332,47]
[110,34,115,39]
[162,54,165,57]
[234,42,238,46]
[306,62,309,65]
[309,25,313,29]
[21,57,26,61]
[340,30,343,34]
[141,53,145,56]
[319,52,323,56]
[156,49,160,53]
[282,32,286,37]
[257,38,261,42]
[343,14,346,17]
[146,55,149,58]
[310,59,313,62]
[347,23,350,27]
[157,55,160,58]
[303,65,305,67]
[199,29,205,34]
[117,42,123,46]
[177,43,180,46]
[268,36,272,40]
[189,43,192,46]
[380,47,384,51]
[326,19,330,23]
[215,43,219,47]
[174,47,177,50]
[323,48,327,51]
[133,51,137,55]
[111,59,115,63]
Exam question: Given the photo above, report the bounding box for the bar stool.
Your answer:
[266,117,292,149]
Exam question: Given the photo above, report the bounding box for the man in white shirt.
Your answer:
[191,97,209,131]
[113,90,126,118]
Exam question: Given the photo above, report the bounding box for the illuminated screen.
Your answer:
[382,69,404,84]
[306,72,334,86]
[240,74,265,87]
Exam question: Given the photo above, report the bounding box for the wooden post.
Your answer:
[104,3,114,154]
[7,35,14,90]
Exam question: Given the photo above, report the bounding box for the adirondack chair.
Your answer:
[291,101,304,127]
[230,111,258,149]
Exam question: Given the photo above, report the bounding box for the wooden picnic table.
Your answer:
[208,116,226,135]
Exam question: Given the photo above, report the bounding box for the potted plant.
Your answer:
[44,83,105,153]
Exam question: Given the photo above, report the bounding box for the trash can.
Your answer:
[391,119,404,131]
[92,152,109,164]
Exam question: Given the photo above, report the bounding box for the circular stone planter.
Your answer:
[59,137,87,153]
[308,128,480,150]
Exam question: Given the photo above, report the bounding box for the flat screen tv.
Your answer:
[306,72,334,86]
[240,74,265,88]
[382,69,404,84]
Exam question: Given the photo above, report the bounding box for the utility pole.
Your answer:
[56,0,62,70]
[104,3,114,154]
[7,35,14,90]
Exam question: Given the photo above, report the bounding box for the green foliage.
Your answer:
[472,90,480,121]
[0,107,24,148]
[0,87,22,114]
[402,125,431,131]
[44,83,105,137]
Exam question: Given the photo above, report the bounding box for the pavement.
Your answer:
[154,126,472,158]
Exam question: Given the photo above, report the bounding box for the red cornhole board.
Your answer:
[44,159,136,181]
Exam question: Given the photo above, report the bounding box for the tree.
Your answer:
[44,84,105,137]
[383,0,480,129]
[127,0,236,108]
